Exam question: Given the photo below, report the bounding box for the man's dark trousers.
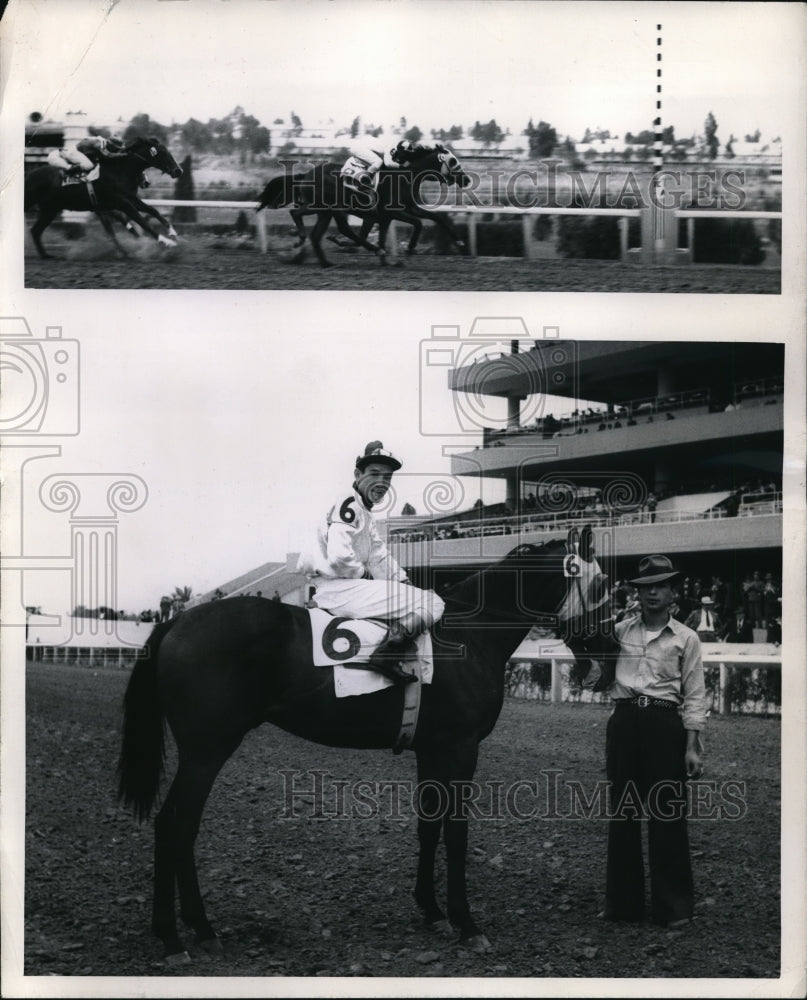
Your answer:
[605,703,694,924]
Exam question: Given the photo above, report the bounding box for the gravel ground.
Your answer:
[22,660,782,986]
[24,233,781,292]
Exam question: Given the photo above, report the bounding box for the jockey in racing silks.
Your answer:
[47,134,128,175]
[340,138,421,195]
[298,441,445,685]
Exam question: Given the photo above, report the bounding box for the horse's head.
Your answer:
[555,525,621,691]
[126,137,183,179]
[502,526,620,690]
[421,145,472,188]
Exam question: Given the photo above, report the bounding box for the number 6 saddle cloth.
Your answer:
[308,608,434,698]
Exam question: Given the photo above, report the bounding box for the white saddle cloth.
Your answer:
[308,607,433,698]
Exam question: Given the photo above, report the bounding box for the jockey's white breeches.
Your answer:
[312,577,445,633]
[49,149,94,171]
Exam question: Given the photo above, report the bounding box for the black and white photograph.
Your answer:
[11,0,797,293]
[1,3,806,999]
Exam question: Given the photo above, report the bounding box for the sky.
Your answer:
[5,0,801,144]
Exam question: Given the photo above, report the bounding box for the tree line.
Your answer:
[108,108,771,162]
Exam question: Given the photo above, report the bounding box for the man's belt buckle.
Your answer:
[637,695,650,708]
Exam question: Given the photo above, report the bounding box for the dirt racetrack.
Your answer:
[24,236,781,293]
[22,660,782,984]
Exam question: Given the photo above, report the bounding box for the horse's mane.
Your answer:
[439,538,566,606]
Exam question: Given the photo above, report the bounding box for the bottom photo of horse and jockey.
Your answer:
[3,297,803,997]
[3,0,806,997]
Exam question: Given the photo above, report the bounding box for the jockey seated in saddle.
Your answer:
[298,441,445,685]
[340,138,422,195]
[47,134,129,179]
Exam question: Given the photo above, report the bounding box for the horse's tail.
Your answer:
[117,619,174,822]
[256,174,293,211]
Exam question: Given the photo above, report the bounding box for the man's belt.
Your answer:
[615,696,679,710]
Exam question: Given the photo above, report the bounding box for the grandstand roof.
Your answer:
[449,340,785,403]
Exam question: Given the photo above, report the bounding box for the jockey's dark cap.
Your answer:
[355,441,402,473]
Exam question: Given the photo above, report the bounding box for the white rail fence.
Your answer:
[144,199,781,263]
[508,643,781,714]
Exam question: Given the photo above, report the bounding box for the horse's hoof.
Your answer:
[425,919,454,938]
[158,236,177,248]
[462,933,492,953]
[196,936,223,956]
[164,949,192,966]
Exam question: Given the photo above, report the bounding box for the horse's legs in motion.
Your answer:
[30,205,62,259]
[308,211,336,267]
[95,212,131,258]
[289,206,308,246]
[152,740,242,959]
[331,212,387,264]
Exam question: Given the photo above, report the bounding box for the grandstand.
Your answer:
[385,339,784,605]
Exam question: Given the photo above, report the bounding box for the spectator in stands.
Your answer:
[159,595,172,623]
[677,577,694,619]
[766,600,782,645]
[710,576,727,617]
[297,441,444,686]
[645,492,658,524]
[719,604,754,643]
[745,571,765,628]
[762,575,779,628]
[685,595,722,643]
[601,553,705,928]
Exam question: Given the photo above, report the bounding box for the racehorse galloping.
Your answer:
[256,144,472,267]
[24,137,183,259]
[117,526,619,962]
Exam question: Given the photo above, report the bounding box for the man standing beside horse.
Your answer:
[298,441,444,685]
[602,554,706,928]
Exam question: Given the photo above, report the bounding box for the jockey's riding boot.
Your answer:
[369,623,417,685]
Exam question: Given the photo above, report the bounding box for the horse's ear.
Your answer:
[579,524,594,562]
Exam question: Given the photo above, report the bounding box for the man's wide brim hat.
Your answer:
[355,440,402,473]
[629,554,681,585]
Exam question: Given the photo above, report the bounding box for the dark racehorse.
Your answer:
[118,527,618,962]
[24,137,183,258]
[256,144,472,267]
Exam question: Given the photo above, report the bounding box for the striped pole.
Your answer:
[652,23,665,246]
